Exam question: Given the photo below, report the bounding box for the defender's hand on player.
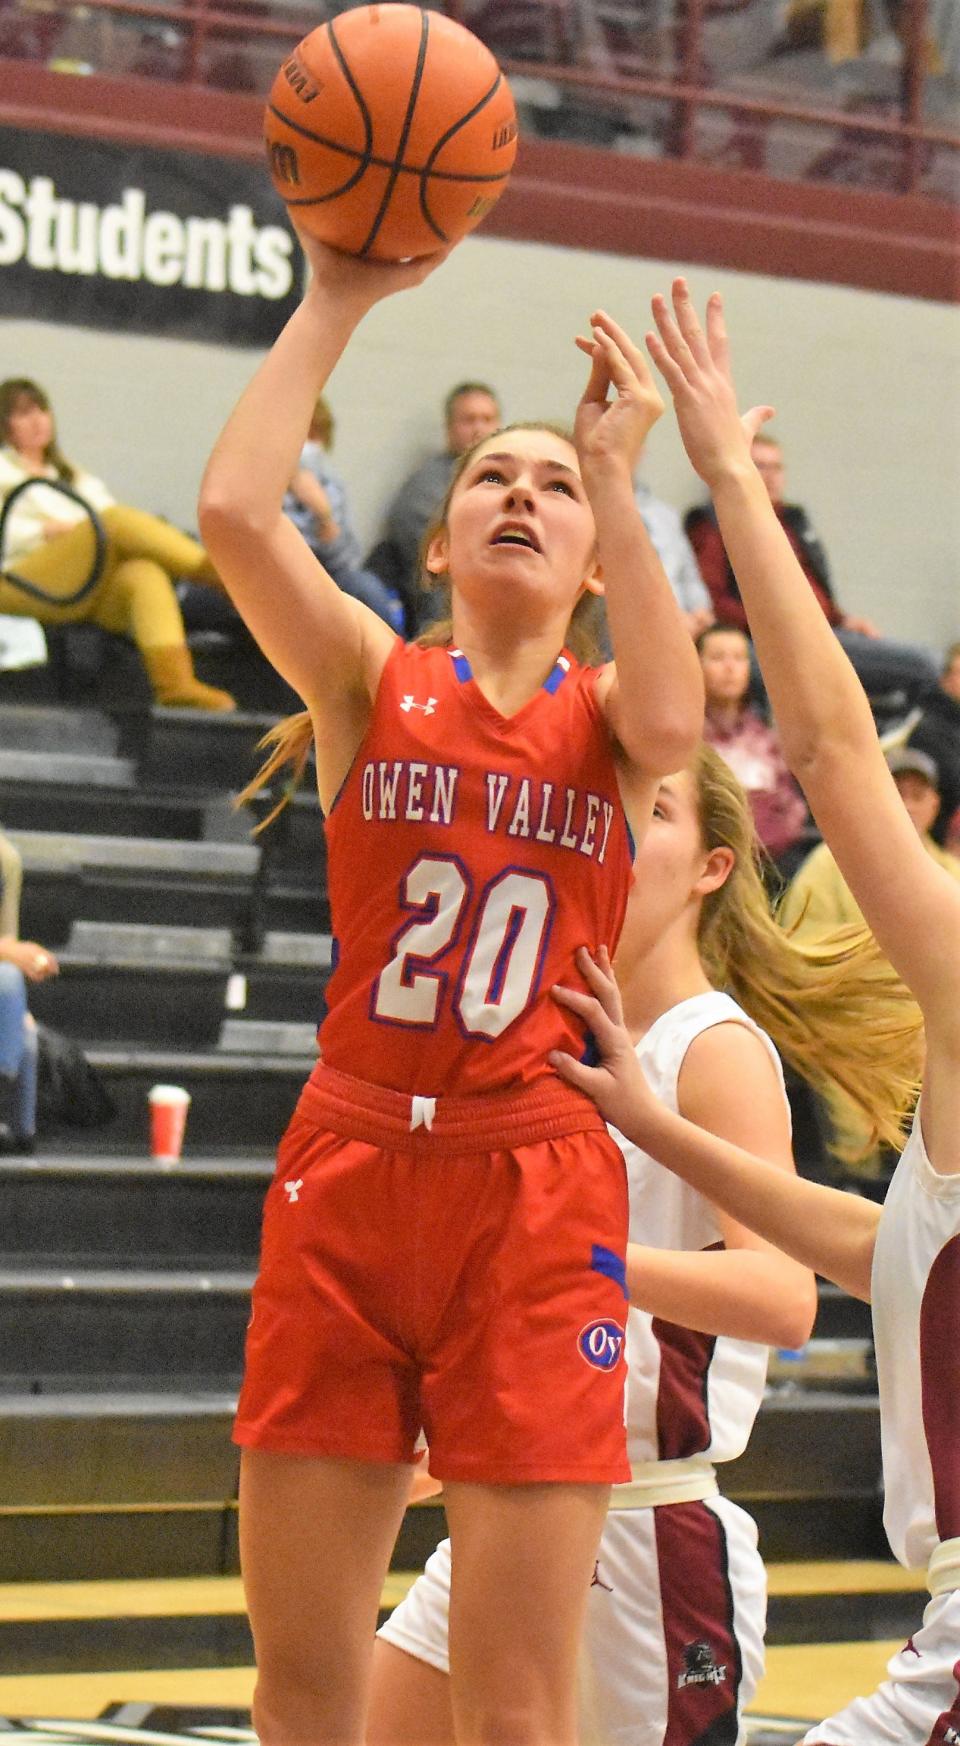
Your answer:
[574,311,664,481]
[550,946,658,1139]
[295,225,453,314]
[645,279,774,490]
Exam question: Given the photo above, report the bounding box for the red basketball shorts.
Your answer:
[234,1062,631,1484]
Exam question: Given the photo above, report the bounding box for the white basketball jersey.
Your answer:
[609,991,785,1470]
[871,1106,960,1570]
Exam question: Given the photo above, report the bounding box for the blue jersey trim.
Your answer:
[542,653,571,694]
[591,1243,629,1299]
[449,647,472,683]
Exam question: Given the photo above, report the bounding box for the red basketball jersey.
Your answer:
[320,640,634,1096]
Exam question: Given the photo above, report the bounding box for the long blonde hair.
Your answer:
[238,422,605,825]
[692,742,923,1162]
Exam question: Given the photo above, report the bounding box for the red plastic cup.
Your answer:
[148,1083,191,1163]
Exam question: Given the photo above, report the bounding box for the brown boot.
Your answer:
[142,644,236,712]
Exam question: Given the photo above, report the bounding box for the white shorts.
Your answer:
[801,1589,960,1745]
[378,1493,766,1746]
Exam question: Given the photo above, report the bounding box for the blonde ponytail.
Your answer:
[235,709,313,832]
[693,743,923,1162]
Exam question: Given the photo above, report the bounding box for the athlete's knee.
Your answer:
[453,1688,573,1746]
[251,1649,363,1746]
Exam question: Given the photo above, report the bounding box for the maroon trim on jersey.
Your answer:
[925,1656,960,1744]
[654,1501,742,1744]
[653,1242,721,1460]
[919,1233,960,1542]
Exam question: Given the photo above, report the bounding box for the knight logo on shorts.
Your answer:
[577,1319,625,1371]
[677,1639,727,1688]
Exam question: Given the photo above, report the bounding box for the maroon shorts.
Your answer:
[234,1062,631,1484]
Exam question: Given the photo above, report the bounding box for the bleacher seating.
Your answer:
[0,673,883,1587]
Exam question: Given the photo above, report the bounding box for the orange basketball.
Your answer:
[264,4,518,261]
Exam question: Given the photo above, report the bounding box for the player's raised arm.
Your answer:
[198,234,447,714]
[574,313,704,780]
[550,947,881,1302]
[645,280,960,1067]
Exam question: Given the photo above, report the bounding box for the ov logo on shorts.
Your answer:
[578,1319,625,1370]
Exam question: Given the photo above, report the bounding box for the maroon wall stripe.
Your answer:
[1,59,956,304]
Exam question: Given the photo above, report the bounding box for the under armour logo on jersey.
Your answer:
[677,1640,727,1689]
[283,1178,304,1204]
[400,694,438,716]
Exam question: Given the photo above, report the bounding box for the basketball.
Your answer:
[264,4,518,261]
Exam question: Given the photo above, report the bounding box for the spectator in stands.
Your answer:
[633,448,713,636]
[0,378,235,711]
[782,745,960,941]
[699,623,808,875]
[0,931,58,1156]
[685,430,939,709]
[380,380,501,629]
[283,397,403,634]
[903,640,960,846]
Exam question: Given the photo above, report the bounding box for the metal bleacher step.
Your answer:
[0,702,119,757]
[8,829,260,879]
[0,1393,444,1583]
[0,1390,241,1582]
[0,1267,254,1394]
[0,1153,271,1270]
[14,829,261,945]
[69,1044,310,1154]
[0,748,134,787]
[217,1017,318,1056]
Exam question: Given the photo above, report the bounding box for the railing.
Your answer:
[2,0,957,198]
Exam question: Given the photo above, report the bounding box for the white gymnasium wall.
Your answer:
[5,230,959,651]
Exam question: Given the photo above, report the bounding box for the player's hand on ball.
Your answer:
[550,946,654,1138]
[645,279,774,488]
[573,310,664,479]
[296,225,453,311]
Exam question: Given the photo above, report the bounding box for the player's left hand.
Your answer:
[550,945,656,1136]
[573,311,664,479]
[645,279,774,489]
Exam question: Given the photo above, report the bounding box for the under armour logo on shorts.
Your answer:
[284,1178,304,1204]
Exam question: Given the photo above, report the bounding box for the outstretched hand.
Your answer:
[645,279,774,489]
[550,946,661,1139]
[295,225,454,313]
[573,311,664,479]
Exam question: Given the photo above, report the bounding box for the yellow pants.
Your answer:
[0,506,218,653]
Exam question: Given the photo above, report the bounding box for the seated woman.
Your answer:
[283,396,404,633]
[0,378,234,710]
[698,622,808,877]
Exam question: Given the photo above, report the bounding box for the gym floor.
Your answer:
[0,1559,923,1742]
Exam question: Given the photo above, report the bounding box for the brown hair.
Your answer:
[239,422,606,827]
[692,742,923,1162]
[0,379,75,483]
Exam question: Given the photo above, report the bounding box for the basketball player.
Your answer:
[552,279,960,1744]
[197,233,704,1746]
[369,743,921,1746]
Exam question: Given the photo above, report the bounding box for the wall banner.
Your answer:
[0,125,301,346]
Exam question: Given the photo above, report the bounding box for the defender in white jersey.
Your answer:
[558,280,958,1741]
[372,741,926,1745]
